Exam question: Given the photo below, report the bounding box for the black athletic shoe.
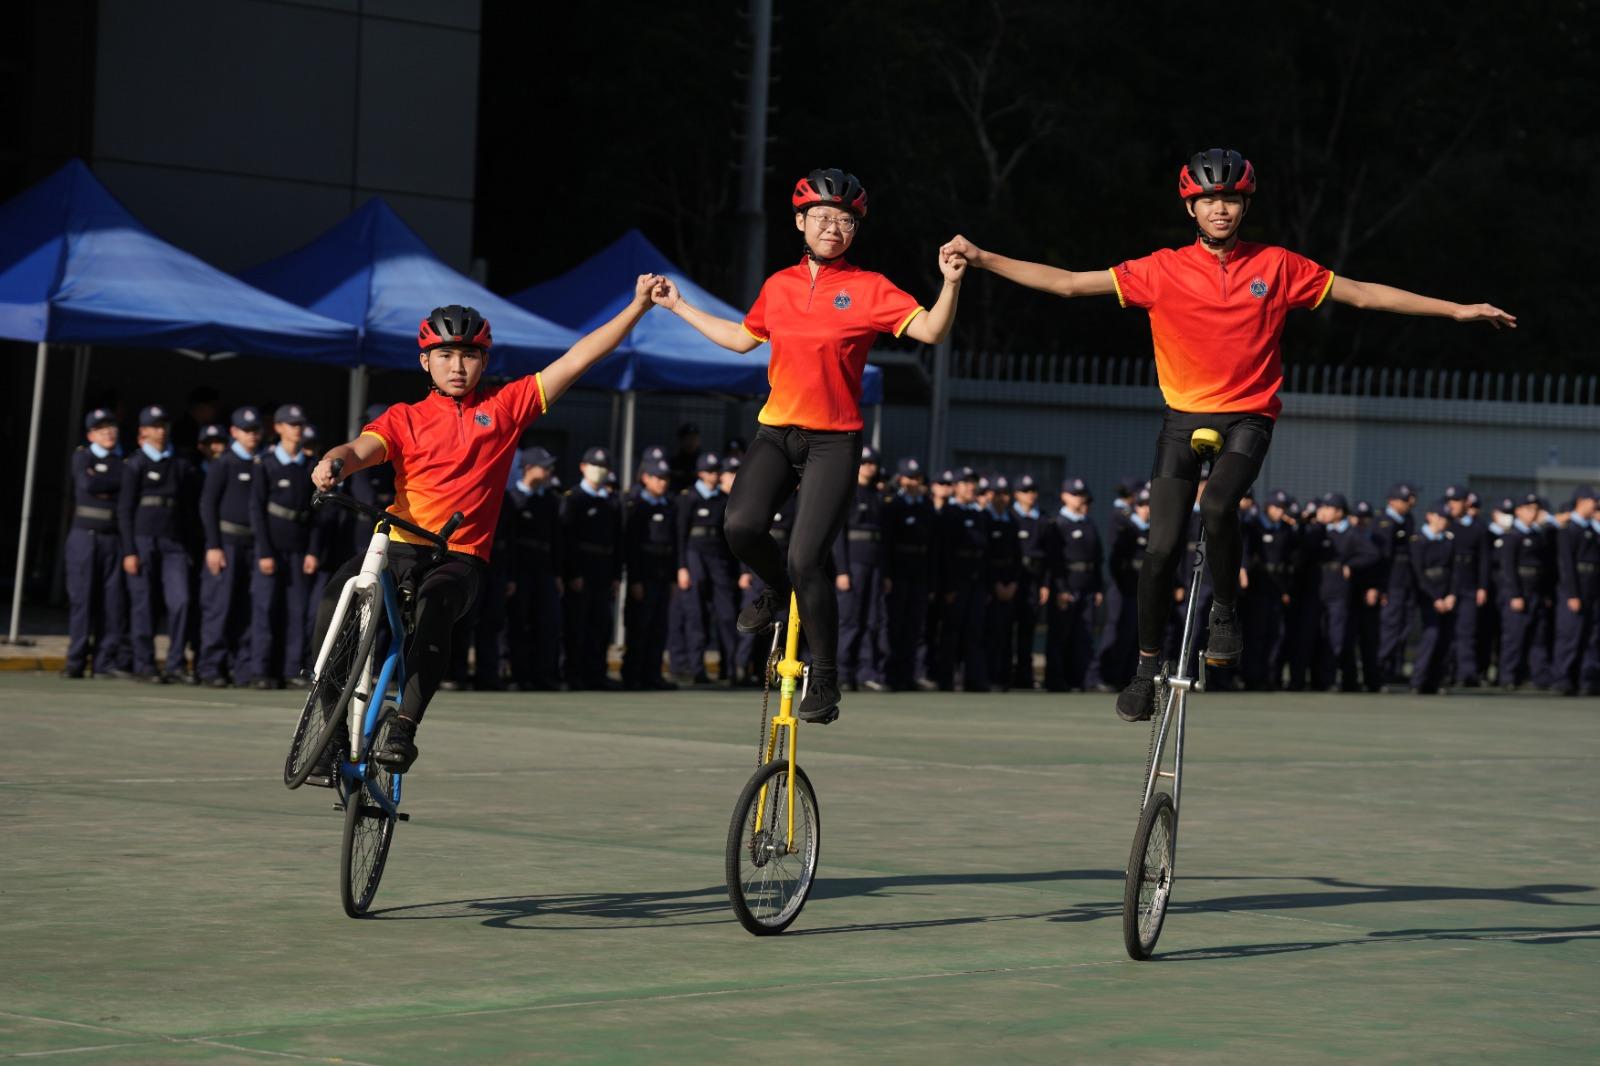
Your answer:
[1204,604,1243,665]
[737,585,787,634]
[1116,676,1157,722]
[797,673,842,724]
[373,715,419,774]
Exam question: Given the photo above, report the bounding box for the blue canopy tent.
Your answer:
[0,159,359,642]
[240,198,581,437]
[510,229,885,487]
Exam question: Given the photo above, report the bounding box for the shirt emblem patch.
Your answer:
[237,472,251,481]
[475,412,492,428]
[94,463,107,472]
[833,290,852,310]
[1249,277,1269,299]
[1072,529,1084,539]
[146,471,161,481]
[278,479,290,488]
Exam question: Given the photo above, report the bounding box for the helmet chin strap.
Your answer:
[802,237,842,264]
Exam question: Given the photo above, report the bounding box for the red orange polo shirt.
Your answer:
[1112,240,1334,418]
[743,257,923,431]
[359,373,548,560]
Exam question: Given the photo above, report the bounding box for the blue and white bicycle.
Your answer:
[283,463,462,918]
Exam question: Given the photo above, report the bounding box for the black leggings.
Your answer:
[723,424,862,675]
[312,543,482,724]
[1136,410,1273,653]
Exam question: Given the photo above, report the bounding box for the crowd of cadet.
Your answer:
[63,403,1600,698]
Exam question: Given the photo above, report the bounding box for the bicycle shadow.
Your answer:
[1154,923,1600,961]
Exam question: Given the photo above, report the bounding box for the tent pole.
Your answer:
[872,403,883,454]
[346,366,369,440]
[613,389,638,650]
[8,342,49,644]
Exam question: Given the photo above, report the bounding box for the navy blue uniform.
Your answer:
[1296,520,1378,690]
[1409,528,1459,692]
[833,483,889,687]
[1241,514,1295,689]
[1098,512,1148,686]
[672,486,739,681]
[883,490,936,690]
[1165,508,1211,665]
[65,446,130,675]
[1448,515,1491,686]
[934,503,989,690]
[504,482,564,689]
[561,484,623,688]
[983,505,1022,687]
[197,445,258,682]
[250,447,323,683]
[1373,508,1415,679]
[118,447,199,677]
[1040,509,1103,690]
[1496,521,1548,687]
[1012,503,1046,688]
[622,490,677,687]
[1551,516,1600,694]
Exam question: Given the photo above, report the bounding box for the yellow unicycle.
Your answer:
[724,591,822,935]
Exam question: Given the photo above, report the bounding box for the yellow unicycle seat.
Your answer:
[1190,427,1223,459]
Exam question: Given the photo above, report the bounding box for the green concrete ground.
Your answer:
[2,674,1596,1063]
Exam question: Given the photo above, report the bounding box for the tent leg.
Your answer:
[614,390,638,651]
[346,365,369,440]
[8,342,49,644]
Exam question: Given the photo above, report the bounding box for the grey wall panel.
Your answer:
[94,0,358,184]
[92,159,359,271]
[361,191,475,272]
[365,0,480,30]
[356,18,478,201]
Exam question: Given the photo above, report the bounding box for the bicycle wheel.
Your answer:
[725,759,821,936]
[1122,791,1178,960]
[340,712,399,918]
[284,583,380,789]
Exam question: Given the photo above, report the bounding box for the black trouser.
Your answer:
[312,543,482,725]
[1136,409,1272,653]
[723,425,861,676]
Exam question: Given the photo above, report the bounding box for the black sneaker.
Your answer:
[737,585,787,634]
[1204,604,1243,666]
[797,673,841,724]
[1116,676,1157,722]
[373,715,419,774]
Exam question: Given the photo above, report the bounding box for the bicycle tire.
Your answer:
[284,583,380,789]
[1122,791,1178,960]
[725,759,821,936]
[341,709,399,918]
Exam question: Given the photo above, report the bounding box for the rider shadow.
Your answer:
[1156,923,1600,961]
[1170,875,1598,916]
[367,869,1124,931]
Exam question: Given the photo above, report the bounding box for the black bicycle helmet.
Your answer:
[418,304,493,352]
[1178,149,1257,199]
[792,168,869,218]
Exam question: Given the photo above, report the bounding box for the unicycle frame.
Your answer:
[1139,528,1210,821]
[753,591,808,850]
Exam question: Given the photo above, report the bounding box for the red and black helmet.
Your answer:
[792,168,869,218]
[1177,149,1257,199]
[418,304,492,352]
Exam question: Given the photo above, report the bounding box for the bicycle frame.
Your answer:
[1139,529,1209,819]
[312,522,407,817]
[753,591,807,849]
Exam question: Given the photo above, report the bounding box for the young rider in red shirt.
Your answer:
[651,169,966,722]
[942,149,1515,722]
[308,274,663,771]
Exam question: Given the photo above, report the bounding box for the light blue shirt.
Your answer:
[1013,502,1039,520]
[986,504,1011,522]
[1513,519,1534,534]
[1456,514,1474,527]
[1130,514,1150,532]
[1419,525,1444,542]
[1330,518,1351,533]
[694,480,719,500]
[89,442,114,459]
[1385,506,1406,524]
[580,480,611,499]
[1058,506,1087,522]
[640,488,665,505]
[140,443,172,462]
[230,441,254,461]
[273,444,304,466]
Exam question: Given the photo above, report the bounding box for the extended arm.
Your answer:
[541,274,663,402]
[901,247,968,344]
[940,235,1117,299]
[1328,277,1516,329]
[313,432,387,492]
[652,280,763,353]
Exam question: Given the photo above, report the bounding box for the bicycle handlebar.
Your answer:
[313,458,464,557]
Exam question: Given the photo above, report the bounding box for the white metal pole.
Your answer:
[738,0,773,308]
[8,342,49,644]
[872,403,883,454]
[929,337,951,464]
[613,390,638,650]
[346,365,369,440]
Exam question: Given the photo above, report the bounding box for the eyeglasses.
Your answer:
[807,210,859,234]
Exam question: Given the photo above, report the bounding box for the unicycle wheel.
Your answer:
[725,759,821,936]
[1122,791,1177,960]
